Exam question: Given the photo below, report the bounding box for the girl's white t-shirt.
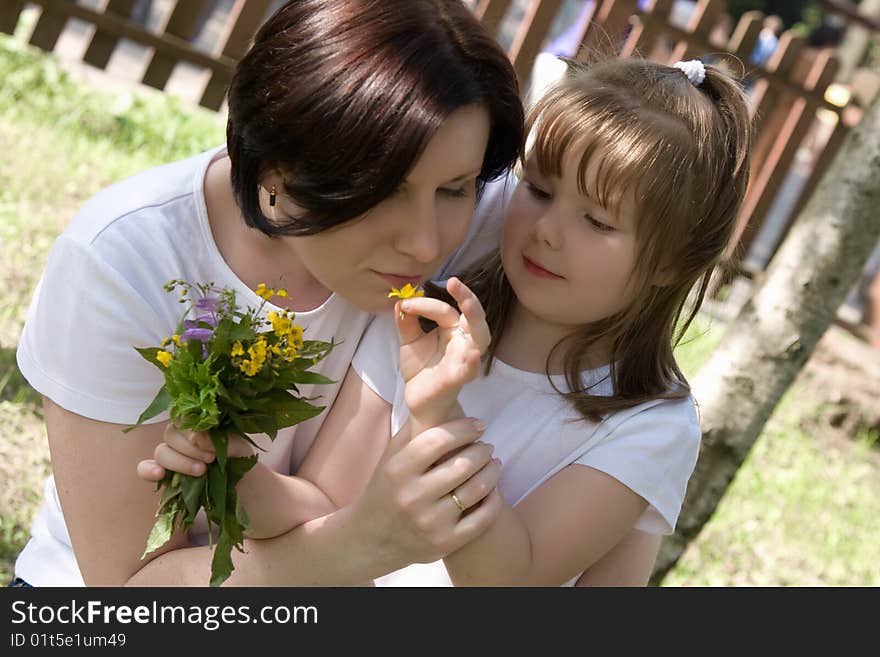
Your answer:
[14,147,515,586]
[352,314,702,587]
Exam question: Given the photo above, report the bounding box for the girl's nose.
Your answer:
[533,206,562,249]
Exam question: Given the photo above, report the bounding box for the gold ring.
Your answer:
[451,492,465,512]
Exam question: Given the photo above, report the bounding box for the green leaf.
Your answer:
[209,530,235,588]
[209,428,228,471]
[227,454,258,488]
[285,371,335,385]
[123,386,171,433]
[206,460,227,525]
[134,346,169,370]
[180,474,206,525]
[142,498,179,559]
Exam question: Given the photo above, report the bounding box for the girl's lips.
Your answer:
[522,255,564,279]
[373,270,423,288]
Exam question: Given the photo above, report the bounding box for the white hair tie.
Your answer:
[674,59,706,86]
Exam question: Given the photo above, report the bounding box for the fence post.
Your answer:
[28,1,68,52]
[667,0,724,63]
[725,10,762,68]
[508,0,564,91]
[200,0,272,111]
[142,0,212,91]
[581,0,639,57]
[735,51,841,266]
[0,0,26,36]
[82,0,138,70]
[475,0,514,36]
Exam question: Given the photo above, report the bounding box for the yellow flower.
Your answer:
[282,345,298,362]
[288,324,304,350]
[267,310,293,337]
[276,289,289,298]
[238,337,268,376]
[156,350,173,368]
[387,283,424,300]
[172,334,181,347]
[255,283,275,301]
[230,341,245,357]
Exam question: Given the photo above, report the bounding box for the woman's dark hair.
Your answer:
[226,0,524,237]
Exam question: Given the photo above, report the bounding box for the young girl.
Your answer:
[145,55,752,585]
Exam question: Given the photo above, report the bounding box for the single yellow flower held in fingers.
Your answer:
[387,283,425,300]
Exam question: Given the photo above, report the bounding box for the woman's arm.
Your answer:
[43,397,193,586]
[443,464,648,586]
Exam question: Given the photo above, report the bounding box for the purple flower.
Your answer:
[193,296,220,327]
[182,327,214,343]
[196,296,220,313]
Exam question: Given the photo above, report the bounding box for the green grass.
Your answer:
[664,395,880,586]
[1,31,878,587]
[0,31,223,582]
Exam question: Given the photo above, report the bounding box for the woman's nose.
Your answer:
[394,197,440,264]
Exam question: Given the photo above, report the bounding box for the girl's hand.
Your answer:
[395,277,490,433]
[135,424,255,481]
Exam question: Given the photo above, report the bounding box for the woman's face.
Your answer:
[267,104,491,313]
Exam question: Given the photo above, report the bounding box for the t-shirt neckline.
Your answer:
[192,145,337,316]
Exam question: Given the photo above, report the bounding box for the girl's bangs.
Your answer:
[529,88,690,219]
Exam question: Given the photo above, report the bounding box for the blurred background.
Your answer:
[0,0,877,585]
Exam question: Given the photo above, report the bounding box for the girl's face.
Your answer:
[501,150,640,329]
[268,104,491,313]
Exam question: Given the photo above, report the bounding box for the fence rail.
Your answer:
[1,0,865,281]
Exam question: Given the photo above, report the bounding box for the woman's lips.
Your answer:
[522,255,563,279]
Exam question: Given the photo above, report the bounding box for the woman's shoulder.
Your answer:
[64,146,222,250]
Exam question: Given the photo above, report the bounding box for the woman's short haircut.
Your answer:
[226,0,524,237]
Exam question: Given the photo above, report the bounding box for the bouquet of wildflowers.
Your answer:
[125,280,334,586]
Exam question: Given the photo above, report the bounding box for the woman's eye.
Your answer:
[526,182,551,200]
[439,186,469,198]
[586,214,614,233]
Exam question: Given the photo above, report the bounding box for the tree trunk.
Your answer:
[651,94,880,584]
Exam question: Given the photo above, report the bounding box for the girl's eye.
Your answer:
[586,214,614,233]
[526,182,551,200]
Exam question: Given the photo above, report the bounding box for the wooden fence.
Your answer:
[0,0,864,279]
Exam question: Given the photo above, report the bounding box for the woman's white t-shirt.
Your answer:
[352,314,702,587]
[13,146,513,586]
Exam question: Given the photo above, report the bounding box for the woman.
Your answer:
[14,0,657,587]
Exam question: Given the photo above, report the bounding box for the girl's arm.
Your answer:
[127,411,502,586]
[575,529,662,587]
[443,464,648,586]
[393,280,656,585]
[144,428,337,539]
[129,370,502,585]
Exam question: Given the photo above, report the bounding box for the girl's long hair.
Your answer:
[433,57,752,422]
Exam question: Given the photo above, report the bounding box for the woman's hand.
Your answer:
[136,424,255,482]
[350,416,503,568]
[395,277,490,434]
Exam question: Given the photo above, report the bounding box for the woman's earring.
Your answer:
[269,185,277,207]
